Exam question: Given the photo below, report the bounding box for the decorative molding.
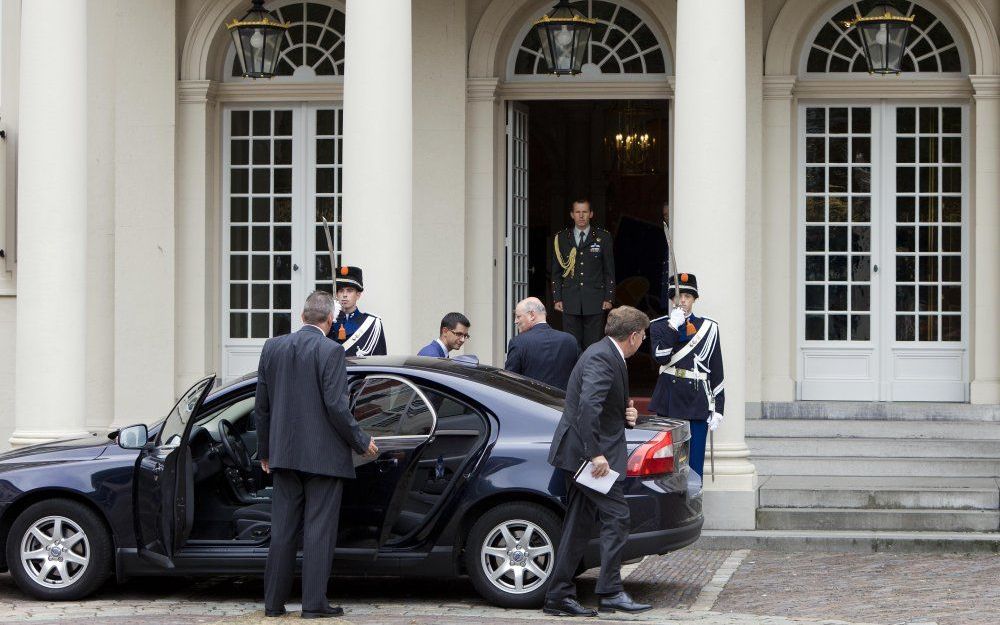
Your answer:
[763,75,797,100]
[498,78,673,100]
[970,74,1000,99]
[467,77,500,103]
[214,82,344,103]
[177,80,218,104]
[793,77,973,99]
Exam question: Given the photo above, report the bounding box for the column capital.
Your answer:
[970,74,1000,99]
[467,77,499,103]
[178,79,218,104]
[763,75,796,100]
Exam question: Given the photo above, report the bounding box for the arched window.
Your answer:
[804,1,964,75]
[512,0,668,77]
[226,1,345,82]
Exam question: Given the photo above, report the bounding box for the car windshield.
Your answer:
[481,369,565,412]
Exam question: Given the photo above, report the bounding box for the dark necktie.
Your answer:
[578,230,585,247]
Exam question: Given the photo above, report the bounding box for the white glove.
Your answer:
[332,297,342,320]
[708,412,724,432]
[667,307,685,330]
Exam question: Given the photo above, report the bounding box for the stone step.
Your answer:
[752,456,1000,478]
[757,401,1000,422]
[695,529,1000,554]
[747,418,1000,440]
[748,436,1000,459]
[758,476,1000,510]
[756,507,1000,532]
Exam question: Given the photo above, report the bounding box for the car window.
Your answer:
[353,378,413,437]
[157,376,215,447]
[400,395,433,436]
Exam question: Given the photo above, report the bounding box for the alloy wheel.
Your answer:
[479,518,554,594]
[20,515,91,589]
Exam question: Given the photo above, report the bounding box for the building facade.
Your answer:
[0,0,998,529]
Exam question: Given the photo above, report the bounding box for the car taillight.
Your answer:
[626,430,675,477]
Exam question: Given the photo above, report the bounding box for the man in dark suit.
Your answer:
[256,291,379,619]
[505,297,579,390]
[544,306,653,616]
[417,312,470,358]
[552,199,616,351]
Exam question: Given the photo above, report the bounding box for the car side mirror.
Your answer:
[118,424,149,450]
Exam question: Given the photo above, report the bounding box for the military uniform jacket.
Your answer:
[326,309,387,357]
[647,314,725,421]
[551,227,616,316]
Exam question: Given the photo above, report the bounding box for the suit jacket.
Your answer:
[551,227,616,316]
[255,325,372,478]
[504,322,580,390]
[548,337,630,481]
[417,340,448,358]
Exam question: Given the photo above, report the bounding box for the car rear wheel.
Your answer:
[464,502,561,609]
[6,499,112,601]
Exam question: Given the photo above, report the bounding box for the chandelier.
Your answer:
[607,102,658,175]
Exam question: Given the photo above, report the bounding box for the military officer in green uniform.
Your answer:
[551,198,616,350]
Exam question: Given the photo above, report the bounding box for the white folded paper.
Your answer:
[573,460,619,494]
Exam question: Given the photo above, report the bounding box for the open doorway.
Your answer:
[506,99,670,396]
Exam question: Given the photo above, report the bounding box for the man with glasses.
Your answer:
[417,312,471,358]
[544,306,653,616]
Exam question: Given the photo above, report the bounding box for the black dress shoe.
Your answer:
[264,606,287,617]
[301,605,345,619]
[598,591,652,614]
[542,597,598,617]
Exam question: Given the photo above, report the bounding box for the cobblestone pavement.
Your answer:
[714,550,1000,625]
[1,549,996,624]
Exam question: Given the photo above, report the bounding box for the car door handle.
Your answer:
[376,458,398,473]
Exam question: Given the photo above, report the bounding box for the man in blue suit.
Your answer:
[505,297,579,390]
[417,312,471,358]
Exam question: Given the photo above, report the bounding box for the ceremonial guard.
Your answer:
[551,199,616,350]
[326,266,387,356]
[648,273,724,478]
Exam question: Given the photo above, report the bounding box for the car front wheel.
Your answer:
[6,499,112,600]
[464,502,562,609]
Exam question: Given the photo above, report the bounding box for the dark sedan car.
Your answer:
[0,357,702,608]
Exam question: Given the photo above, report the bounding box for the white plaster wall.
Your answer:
[412,0,468,353]
[746,0,765,407]
[0,298,13,450]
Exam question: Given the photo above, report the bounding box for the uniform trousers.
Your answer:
[562,312,604,351]
[264,469,343,613]
[686,419,709,477]
[545,473,630,602]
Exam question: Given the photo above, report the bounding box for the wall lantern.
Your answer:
[226,0,291,79]
[531,1,597,76]
[843,2,915,75]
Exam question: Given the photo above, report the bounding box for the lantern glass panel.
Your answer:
[572,26,589,69]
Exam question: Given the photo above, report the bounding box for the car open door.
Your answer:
[133,375,216,567]
[338,375,436,556]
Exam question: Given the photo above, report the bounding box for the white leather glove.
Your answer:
[668,307,685,330]
[332,297,342,320]
[708,412,724,432]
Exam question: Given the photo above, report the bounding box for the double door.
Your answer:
[798,102,967,402]
[221,103,344,380]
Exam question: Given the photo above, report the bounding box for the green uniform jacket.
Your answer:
[551,227,616,316]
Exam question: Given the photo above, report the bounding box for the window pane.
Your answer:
[896,315,915,341]
[851,167,870,193]
[806,197,825,222]
[251,313,269,338]
[851,256,871,281]
[829,108,848,133]
[897,286,915,311]
[806,137,825,163]
[828,285,847,311]
[805,315,825,340]
[806,226,825,251]
[897,108,915,133]
[851,107,871,133]
[941,315,961,341]
[829,256,847,280]
[896,256,915,282]
[918,315,938,341]
[353,379,414,437]
[230,313,248,338]
[941,285,961,312]
[829,138,848,163]
[401,396,434,437]
[829,226,848,251]
[852,197,870,222]
[828,315,847,340]
[806,256,825,281]
[829,197,848,222]
[852,137,870,163]
[806,108,825,134]
[897,138,915,163]
[851,314,870,341]
[896,197,915,222]
[852,285,870,311]
[806,285,824,310]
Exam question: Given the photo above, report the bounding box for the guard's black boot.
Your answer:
[542,597,598,617]
[598,591,652,614]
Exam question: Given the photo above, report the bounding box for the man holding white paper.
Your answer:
[544,306,652,617]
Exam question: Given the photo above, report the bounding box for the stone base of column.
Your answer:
[701,442,758,530]
[971,379,1000,404]
[9,429,95,449]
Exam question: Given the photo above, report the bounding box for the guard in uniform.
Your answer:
[648,273,724,478]
[326,266,387,356]
[551,199,616,350]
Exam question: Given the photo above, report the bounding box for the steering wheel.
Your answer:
[218,419,254,474]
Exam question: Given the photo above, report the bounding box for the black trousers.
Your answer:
[545,473,630,602]
[264,469,343,612]
[563,313,605,351]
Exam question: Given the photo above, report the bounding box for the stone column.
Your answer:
[970,75,1000,404]
[673,0,757,528]
[465,78,500,364]
[12,0,90,445]
[342,0,412,352]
